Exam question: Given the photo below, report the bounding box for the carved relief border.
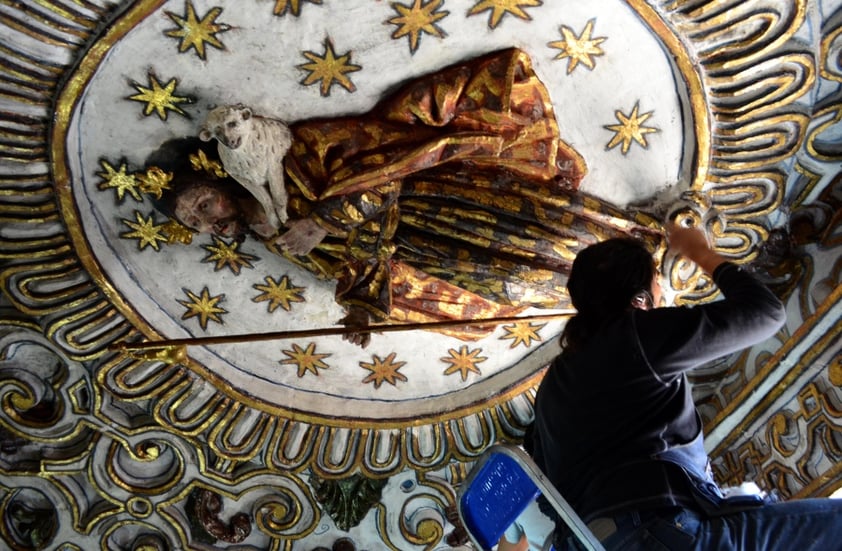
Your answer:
[712,342,842,499]
[0,0,833,548]
[693,0,842,455]
[0,0,816,479]
[0,320,473,549]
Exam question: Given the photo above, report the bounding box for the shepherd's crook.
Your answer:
[110,311,575,362]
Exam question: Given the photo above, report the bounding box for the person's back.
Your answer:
[533,309,701,521]
[531,225,842,550]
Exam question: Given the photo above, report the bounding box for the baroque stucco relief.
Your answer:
[1,0,840,549]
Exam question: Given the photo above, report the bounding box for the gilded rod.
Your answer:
[110,311,576,352]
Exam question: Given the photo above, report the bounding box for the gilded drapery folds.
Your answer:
[282,48,662,331]
[4,0,839,548]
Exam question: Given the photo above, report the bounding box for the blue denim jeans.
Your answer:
[573,499,842,551]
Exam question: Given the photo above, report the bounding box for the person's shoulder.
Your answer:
[632,304,703,341]
[563,315,641,363]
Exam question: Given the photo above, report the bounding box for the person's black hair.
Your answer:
[560,237,656,354]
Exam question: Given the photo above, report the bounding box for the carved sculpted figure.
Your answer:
[199,104,292,232]
[149,49,662,344]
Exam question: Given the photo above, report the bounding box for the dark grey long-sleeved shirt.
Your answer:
[530,262,786,521]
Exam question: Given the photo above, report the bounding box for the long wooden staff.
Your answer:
[109,311,575,363]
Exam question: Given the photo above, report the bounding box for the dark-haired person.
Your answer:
[145,49,663,347]
[530,225,842,550]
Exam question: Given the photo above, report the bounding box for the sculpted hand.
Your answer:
[244,202,280,238]
[250,219,279,239]
[275,218,328,256]
[339,306,372,349]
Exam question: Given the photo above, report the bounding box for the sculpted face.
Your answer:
[174,184,247,239]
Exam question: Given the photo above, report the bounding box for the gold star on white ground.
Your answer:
[128,74,192,120]
[500,321,545,348]
[360,352,408,389]
[298,38,361,96]
[467,0,542,29]
[252,275,306,313]
[178,287,227,330]
[388,0,449,53]
[120,211,168,251]
[442,345,488,381]
[97,160,141,202]
[164,0,230,59]
[549,19,606,73]
[270,0,322,16]
[280,342,331,377]
[604,102,658,154]
[201,236,257,275]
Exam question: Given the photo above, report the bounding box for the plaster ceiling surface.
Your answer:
[1,0,842,550]
[60,0,690,423]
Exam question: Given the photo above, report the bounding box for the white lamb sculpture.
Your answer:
[199,104,292,233]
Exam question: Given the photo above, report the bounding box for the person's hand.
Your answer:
[497,523,529,551]
[497,534,529,551]
[666,222,726,274]
[274,218,328,255]
[338,306,372,348]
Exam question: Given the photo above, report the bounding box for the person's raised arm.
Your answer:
[666,223,726,275]
[637,223,786,376]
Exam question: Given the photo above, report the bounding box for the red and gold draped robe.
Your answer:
[275,48,661,338]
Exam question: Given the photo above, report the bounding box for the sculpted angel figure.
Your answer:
[147,48,663,346]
